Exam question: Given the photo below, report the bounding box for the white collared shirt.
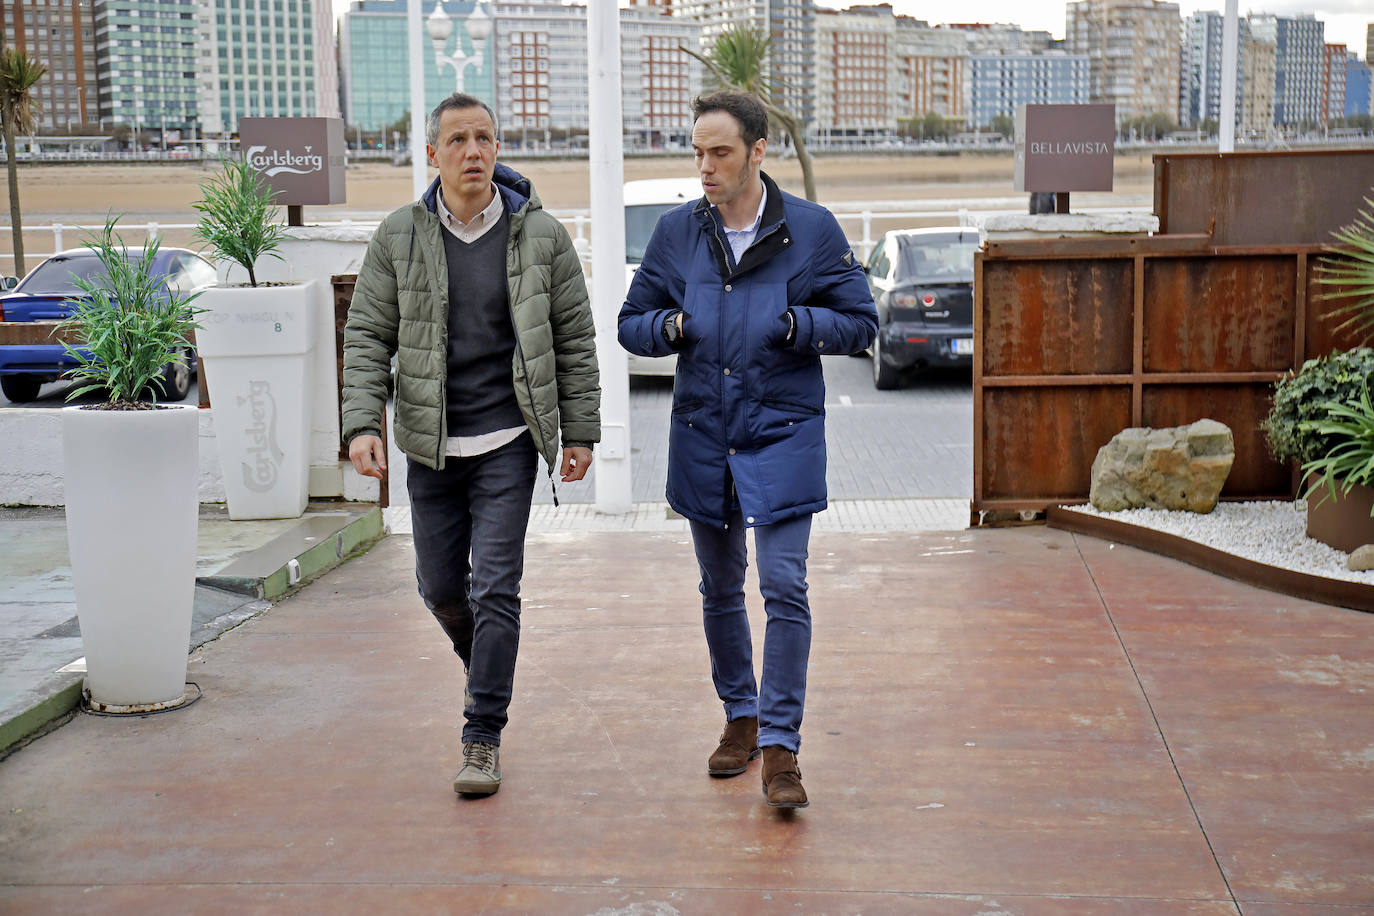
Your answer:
[435,184,527,458]
[436,184,505,244]
[720,183,767,266]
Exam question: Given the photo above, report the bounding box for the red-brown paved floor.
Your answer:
[1,526,1371,914]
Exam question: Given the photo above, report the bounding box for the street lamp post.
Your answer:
[425,2,490,95]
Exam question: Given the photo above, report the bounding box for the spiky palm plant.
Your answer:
[0,49,47,277]
[193,156,285,287]
[680,26,817,202]
[1316,194,1374,347]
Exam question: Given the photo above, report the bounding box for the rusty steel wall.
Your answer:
[1154,150,1374,247]
[973,237,1363,516]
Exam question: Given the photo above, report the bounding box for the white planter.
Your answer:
[63,404,199,710]
[196,280,317,520]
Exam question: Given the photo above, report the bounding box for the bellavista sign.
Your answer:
[1014,104,1115,193]
[238,117,346,205]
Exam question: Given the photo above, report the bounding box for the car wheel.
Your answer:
[1,375,43,403]
[871,333,900,390]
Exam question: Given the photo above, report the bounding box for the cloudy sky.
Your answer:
[825,0,1371,58]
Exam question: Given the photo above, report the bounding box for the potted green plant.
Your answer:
[59,215,203,711]
[1263,348,1374,552]
[1298,382,1374,553]
[192,156,317,520]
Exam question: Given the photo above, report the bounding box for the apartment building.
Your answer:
[813,5,893,143]
[196,0,333,139]
[672,0,814,129]
[97,0,200,142]
[341,0,699,142]
[1180,11,1251,128]
[1240,33,1276,137]
[894,19,966,123]
[1250,14,1324,127]
[1322,43,1347,125]
[1066,0,1182,122]
[340,0,494,133]
[1347,51,1372,117]
[966,50,1091,129]
[0,0,98,131]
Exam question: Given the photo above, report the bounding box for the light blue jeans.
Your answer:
[689,508,813,754]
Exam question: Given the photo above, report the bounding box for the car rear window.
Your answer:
[18,254,114,296]
[895,236,979,283]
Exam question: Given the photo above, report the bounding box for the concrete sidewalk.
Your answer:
[1,519,1371,913]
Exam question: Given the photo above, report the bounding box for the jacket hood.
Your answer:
[420,162,540,217]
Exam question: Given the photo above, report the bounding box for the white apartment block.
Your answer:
[895,19,967,123]
[1241,34,1276,137]
[1066,0,1182,122]
[490,1,701,143]
[196,0,335,137]
[813,6,895,142]
[672,0,815,127]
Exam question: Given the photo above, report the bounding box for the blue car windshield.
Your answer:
[19,254,116,296]
[896,236,979,283]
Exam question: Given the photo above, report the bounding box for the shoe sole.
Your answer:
[708,747,761,777]
[454,780,500,797]
[763,790,810,809]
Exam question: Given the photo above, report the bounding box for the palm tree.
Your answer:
[681,27,817,202]
[0,48,47,277]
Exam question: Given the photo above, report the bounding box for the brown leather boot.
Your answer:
[761,746,809,808]
[707,715,760,777]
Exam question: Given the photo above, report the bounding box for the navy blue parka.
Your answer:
[618,172,878,529]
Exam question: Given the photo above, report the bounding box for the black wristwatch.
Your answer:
[662,310,684,347]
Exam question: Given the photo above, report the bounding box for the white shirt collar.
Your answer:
[721,182,767,237]
[436,184,503,236]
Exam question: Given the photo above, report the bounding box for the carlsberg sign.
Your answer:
[238,117,347,205]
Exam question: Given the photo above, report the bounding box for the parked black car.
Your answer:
[864,227,979,389]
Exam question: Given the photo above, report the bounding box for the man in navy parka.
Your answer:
[618,91,877,809]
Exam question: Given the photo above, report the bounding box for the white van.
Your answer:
[623,177,701,376]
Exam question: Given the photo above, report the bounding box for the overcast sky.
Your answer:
[823,0,1370,59]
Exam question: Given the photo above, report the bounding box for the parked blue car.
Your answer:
[0,246,217,403]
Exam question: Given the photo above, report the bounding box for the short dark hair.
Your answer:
[691,91,768,148]
[426,92,499,146]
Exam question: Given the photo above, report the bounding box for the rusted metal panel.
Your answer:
[1141,384,1288,498]
[1154,150,1374,246]
[0,321,78,346]
[980,258,1134,377]
[981,386,1132,500]
[1143,256,1295,373]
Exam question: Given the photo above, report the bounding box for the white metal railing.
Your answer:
[0,204,1152,273]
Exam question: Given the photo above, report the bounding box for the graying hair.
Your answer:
[425,92,499,146]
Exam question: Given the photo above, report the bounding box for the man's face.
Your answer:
[692,110,765,209]
[427,105,499,201]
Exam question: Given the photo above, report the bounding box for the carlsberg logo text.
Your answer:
[246,145,324,177]
[239,380,285,493]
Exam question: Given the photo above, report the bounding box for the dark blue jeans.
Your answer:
[406,433,537,746]
[689,508,813,754]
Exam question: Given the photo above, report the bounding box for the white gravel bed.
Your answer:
[1061,500,1374,586]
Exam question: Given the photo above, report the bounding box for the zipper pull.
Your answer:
[549,471,559,508]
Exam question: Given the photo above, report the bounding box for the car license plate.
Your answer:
[951,338,974,356]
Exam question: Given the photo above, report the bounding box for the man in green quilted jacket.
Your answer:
[342,92,601,798]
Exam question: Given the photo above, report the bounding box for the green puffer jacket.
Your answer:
[342,165,600,473]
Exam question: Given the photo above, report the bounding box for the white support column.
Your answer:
[1219,0,1239,154]
[587,0,632,515]
[408,0,429,199]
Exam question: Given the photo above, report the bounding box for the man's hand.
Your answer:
[560,446,593,482]
[349,435,387,480]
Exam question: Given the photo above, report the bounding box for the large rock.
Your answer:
[1348,545,1374,572]
[1090,419,1235,513]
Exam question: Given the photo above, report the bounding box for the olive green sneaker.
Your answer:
[454,741,501,796]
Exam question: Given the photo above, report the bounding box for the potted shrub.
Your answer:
[1298,383,1374,553]
[1263,348,1374,552]
[192,156,316,520]
[60,216,203,712]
